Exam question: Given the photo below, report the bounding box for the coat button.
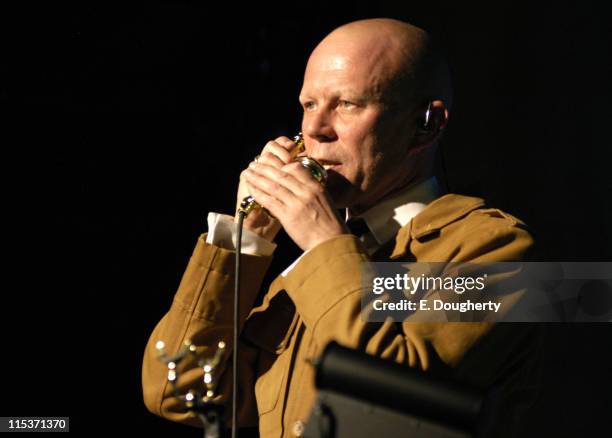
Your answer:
[292,420,305,437]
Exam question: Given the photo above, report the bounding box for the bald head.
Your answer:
[307,18,452,110]
[299,19,452,210]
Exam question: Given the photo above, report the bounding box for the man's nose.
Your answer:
[303,109,336,143]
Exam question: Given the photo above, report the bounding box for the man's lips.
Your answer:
[314,160,341,171]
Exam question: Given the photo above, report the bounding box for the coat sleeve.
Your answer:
[141,234,275,428]
[281,213,535,375]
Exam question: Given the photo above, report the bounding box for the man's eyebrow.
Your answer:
[299,89,369,100]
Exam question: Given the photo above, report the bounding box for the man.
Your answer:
[143,18,541,437]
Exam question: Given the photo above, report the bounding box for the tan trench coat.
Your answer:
[142,194,542,437]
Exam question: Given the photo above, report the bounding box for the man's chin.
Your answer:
[325,172,358,208]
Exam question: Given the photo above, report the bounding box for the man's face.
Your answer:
[299,44,419,211]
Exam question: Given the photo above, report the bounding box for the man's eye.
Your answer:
[339,100,355,109]
[303,101,316,111]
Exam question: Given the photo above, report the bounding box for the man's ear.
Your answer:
[413,99,449,146]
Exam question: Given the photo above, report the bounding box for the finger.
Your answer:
[248,162,314,198]
[281,161,324,189]
[244,167,298,204]
[248,185,284,218]
[274,136,300,153]
[260,140,294,165]
[256,149,286,169]
[247,173,287,220]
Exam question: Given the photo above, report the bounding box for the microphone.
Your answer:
[237,133,328,217]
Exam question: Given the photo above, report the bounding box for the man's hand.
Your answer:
[235,136,298,241]
[242,159,348,251]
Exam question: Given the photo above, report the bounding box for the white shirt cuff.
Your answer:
[205,212,277,256]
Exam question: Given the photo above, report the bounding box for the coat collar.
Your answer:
[390,194,485,259]
[350,177,442,247]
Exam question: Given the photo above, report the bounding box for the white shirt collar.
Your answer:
[346,177,443,252]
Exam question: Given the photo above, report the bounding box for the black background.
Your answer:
[3,1,612,436]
